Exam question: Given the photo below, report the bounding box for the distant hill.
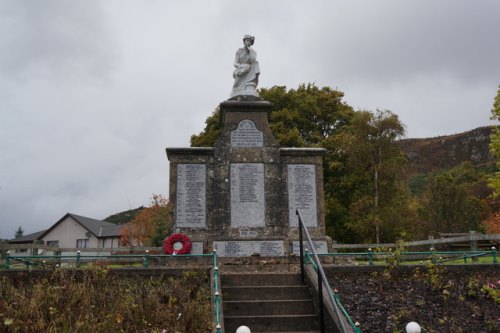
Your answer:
[104,206,145,225]
[398,126,496,177]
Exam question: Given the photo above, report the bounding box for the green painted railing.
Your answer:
[297,209,357,333]
[212,250,223,333]
[317,247,497,265]
[304,249,361,333]
[3,250,223,333]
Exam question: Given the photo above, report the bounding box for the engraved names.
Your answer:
[292,241,328,255]
[288,164,318,227]
[231,120,263,147]
[176,164,206,228]
[213,240,285,257]
[231,163,265,227]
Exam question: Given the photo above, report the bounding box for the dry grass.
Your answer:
[0,267,212,332]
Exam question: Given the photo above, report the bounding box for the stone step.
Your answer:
[251,331,320,333]
[224,314,320,332]
[224,299,315,316]
[222,273,303,287]
[223,285,311,301]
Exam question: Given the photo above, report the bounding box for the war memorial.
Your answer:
[166,35,331,257]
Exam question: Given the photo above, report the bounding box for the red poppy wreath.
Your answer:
[163,233,192,255]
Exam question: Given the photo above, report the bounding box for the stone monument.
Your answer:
[166,35,330,257]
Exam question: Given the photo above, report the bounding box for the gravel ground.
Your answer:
[326,266,499,333]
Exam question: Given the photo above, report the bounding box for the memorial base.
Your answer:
[167,99,330,258]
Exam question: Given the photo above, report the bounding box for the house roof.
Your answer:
[38,213,122,239]
[68,213,122,237]
[8,230,47,243]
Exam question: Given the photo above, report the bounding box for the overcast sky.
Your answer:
[1,0,499,239]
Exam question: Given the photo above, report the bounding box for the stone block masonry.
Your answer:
[166,99,330,256]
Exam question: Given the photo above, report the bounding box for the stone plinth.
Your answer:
[166,99,330,256]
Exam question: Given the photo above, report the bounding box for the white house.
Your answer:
[7,213,122,256]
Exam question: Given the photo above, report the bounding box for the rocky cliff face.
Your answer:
[398,126,495,176]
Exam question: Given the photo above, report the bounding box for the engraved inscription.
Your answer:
[239,230,258,238]
[260,242,284,256]
[292,241,328,255]
[231,120,263,147]
[190,242,204,254]
[176,164,206,228]
[213,241,285,257]
[231,163,265,227]
[288,164,317,227]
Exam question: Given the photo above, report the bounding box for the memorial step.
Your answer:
[251,331,320,333]
[221,272,302,286]
[221,272,320,332]
[223,285,311,301]
[224,299,315,316]
[224,314,320,333]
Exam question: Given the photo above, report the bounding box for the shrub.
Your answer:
[0,268,211,332]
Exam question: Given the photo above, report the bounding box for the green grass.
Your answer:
[352,255,496,265]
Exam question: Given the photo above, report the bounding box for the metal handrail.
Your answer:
[212,250,223,333]
[3,252,216,269]
[297,209,351,333]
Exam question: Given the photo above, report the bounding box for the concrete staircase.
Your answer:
[222,272,320,333]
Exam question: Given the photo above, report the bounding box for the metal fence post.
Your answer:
[492,246,497,264]
[470,231,478,263]
[368,248,373,266]
[5,251,10,270]
[144,250,150,268]
[76,250,81,268]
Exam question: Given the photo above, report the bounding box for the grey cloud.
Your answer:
[0,1,117,81]
[0,0,498,239]
[303,1,500,84]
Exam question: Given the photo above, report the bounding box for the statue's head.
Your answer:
[243,35,255,46]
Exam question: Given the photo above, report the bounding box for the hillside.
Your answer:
[398,126,496,177]
[104,206,145,225]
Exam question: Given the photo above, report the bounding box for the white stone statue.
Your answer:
[230,35,260,98]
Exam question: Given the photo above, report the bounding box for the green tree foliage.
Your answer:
[14,226,24,238]
[191,84,411,243]
[488,85,500,198]
[262,84,354,147]
[418,163,490,235]
[333,110,410,243]
[191,107,222,147]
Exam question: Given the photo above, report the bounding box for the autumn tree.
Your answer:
[482,212,500,234]
[488,85,500,198]
[120,194,172,247]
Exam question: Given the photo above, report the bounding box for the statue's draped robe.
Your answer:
[231,47,260,97]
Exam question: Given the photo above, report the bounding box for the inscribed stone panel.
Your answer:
[288,164,317,227]
[292,241,328,255]
[176,164,206,228]
[231,119,263,147]
[230,163,265,227]
[213,240,284,257]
